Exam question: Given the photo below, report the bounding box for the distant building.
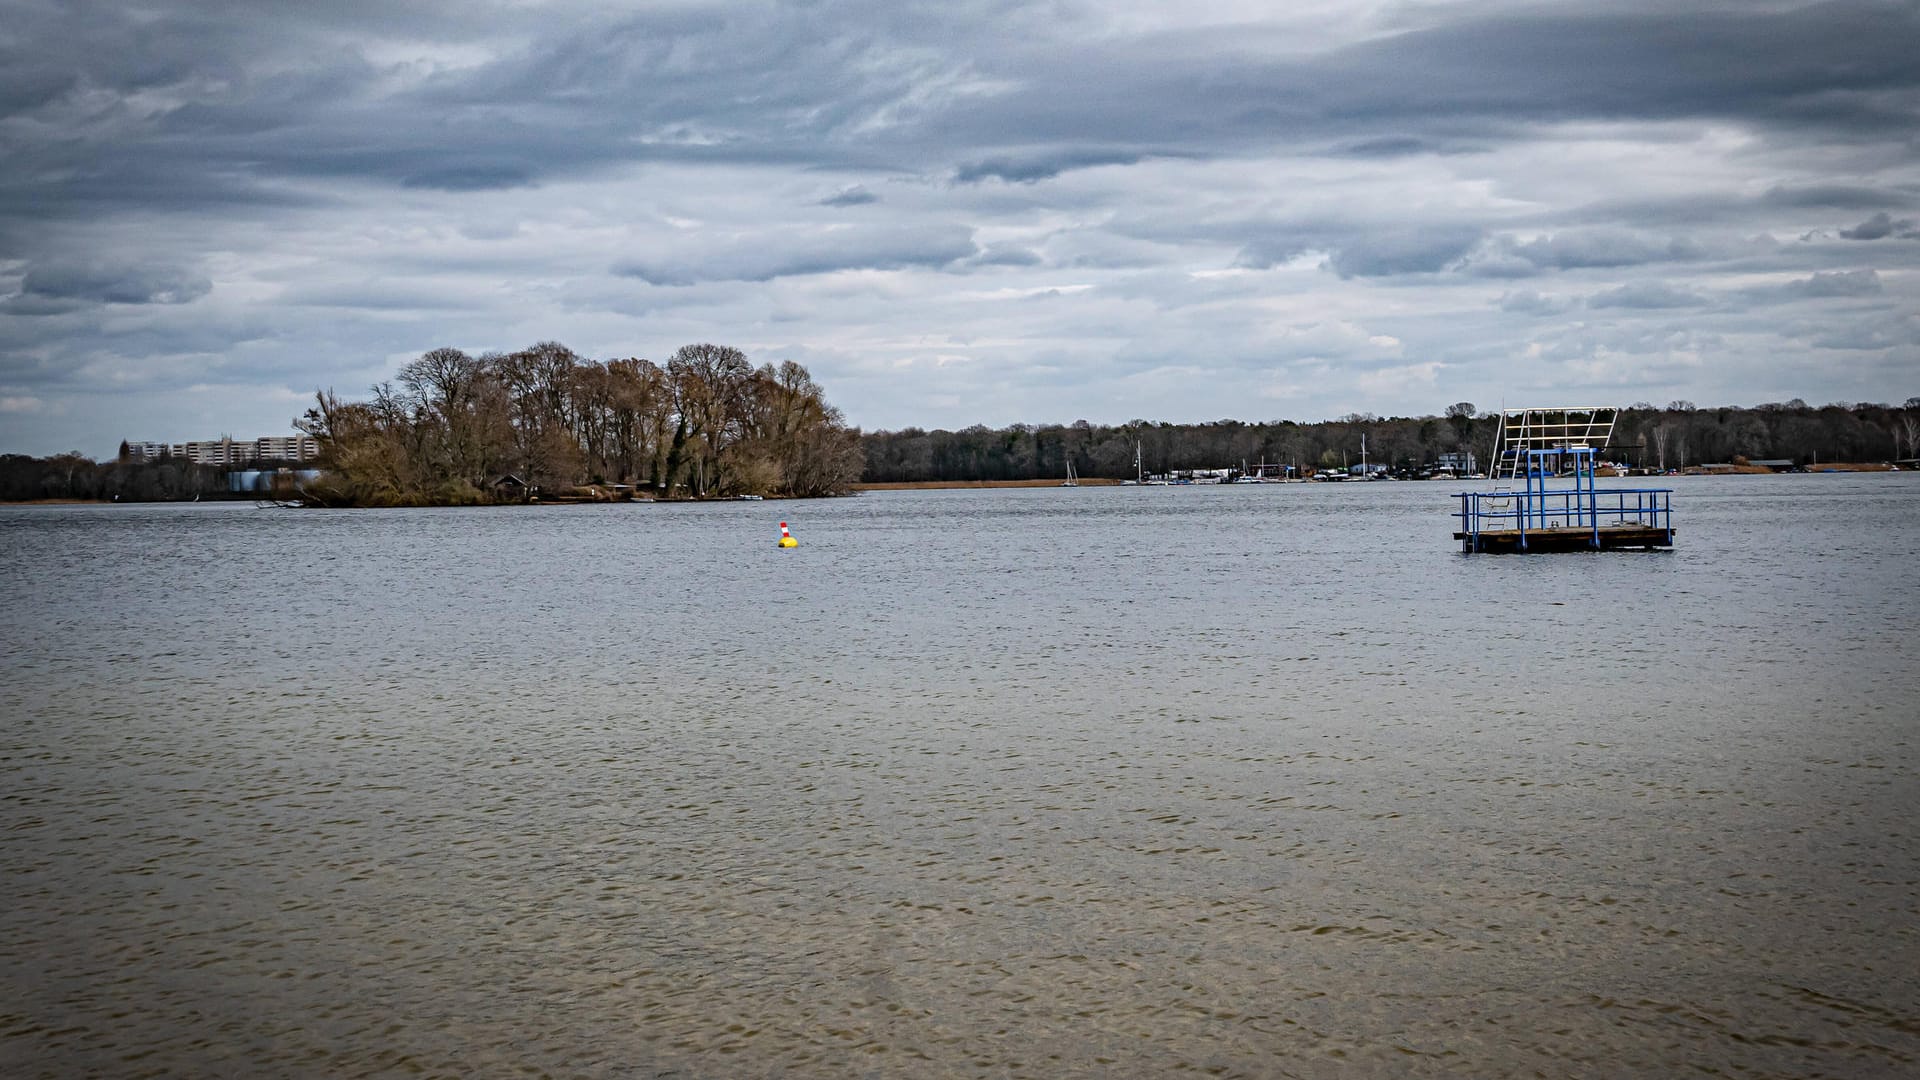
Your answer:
[1437,451,1477,474]
[252,435,318,461]
[121,435,319,464]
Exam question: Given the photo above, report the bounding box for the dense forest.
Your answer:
[295,342,864,505]
[860,399,1920,483]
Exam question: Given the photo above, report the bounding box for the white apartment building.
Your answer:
[121,435,319,464]
[252,435,319,461]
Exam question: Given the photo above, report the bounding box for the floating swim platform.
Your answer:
[1453,444,1673,554]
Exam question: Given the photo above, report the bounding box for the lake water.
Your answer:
[2,475,1916,1078]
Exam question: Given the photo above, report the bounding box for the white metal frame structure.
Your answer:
[1488,406,1618,480]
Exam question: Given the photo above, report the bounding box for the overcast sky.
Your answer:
[2,0,1917,456]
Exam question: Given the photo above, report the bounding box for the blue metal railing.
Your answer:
[1455,486,1673,551]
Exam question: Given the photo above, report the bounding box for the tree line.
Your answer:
[0,454,235,502]
[860,398,1920,482]
[295,342,864,505]
[6,394,1916,502]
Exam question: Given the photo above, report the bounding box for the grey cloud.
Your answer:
[1464,229,1706,276]
[7,1,1919,231]
[1232,234,1319,271]
[0,294,88,317]
[970,245,1043,267]
[1229,220,1437,276]
[19,260,212,306]
[1838,212,1919,240]
[1456,250,1538,279]
[4,1,1920,455]
[613,224,977,285]
[1498,290,1569,315]
[1762,184,1916,210]
[1310,3,1920,135]
[926,2,1920,164]
[1586,281,1707,310]
[953,150,1148,185]
[1517,230,1703,270]
[282,282,482,312]
[1807,312,1920,350]
[1331,136,1481,159]
[402,164,538,191]
[1325,227,1482,279]
[820,186,879,207]
[1744,270,1885,302]
[0,4,859,219]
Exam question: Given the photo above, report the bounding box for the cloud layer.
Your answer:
[2,0,1917,454]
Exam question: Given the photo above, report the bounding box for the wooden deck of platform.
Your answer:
[1453,524,1673,553]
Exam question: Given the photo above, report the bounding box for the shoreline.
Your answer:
[854,466,1903,490]
[852,478,1125,490]
[4,466,1905,505]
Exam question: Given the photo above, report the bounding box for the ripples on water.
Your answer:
[2,475,1917,1078]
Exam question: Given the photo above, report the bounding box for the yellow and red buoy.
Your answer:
[778,521,798,548]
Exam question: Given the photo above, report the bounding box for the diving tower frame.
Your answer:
[1453,408,1674,554]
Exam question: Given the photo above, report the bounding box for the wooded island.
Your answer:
[296,342,864,505]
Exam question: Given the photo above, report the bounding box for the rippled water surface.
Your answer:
[3,475,1917,1078]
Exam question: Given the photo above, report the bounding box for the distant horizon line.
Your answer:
[9,394,1917,461]
[856,395,1920,435]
